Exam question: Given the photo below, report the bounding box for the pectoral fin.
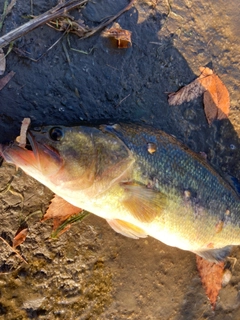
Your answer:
[121,183,167,223]
[107,219,147,239]
[195,245,232,262]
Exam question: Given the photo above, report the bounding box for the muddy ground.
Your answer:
[1,0,240,319]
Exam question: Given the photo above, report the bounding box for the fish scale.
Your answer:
[103,124,240,256]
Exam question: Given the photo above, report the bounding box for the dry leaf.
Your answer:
[0,48,6,75]
[16,118,31,148]
[196,255,224,309]
[102,22,132,48]
[168,67,230,125]
[168,78,205,105]
[0,70,15,90]
[13,227,28,248]
[42,195,81,232]
[199,67,230,124]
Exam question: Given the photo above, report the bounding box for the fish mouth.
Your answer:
[0,132,38,169]
[1,131,63,177]
[26,131,64,177]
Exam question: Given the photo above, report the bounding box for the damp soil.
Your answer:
[1,0,240,319]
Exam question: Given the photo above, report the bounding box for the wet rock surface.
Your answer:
[1,0,240,319]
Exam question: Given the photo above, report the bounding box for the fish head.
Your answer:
[1,125,134,193]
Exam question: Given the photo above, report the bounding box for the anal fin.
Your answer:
[107,219,147,239]
[195,245,232,262]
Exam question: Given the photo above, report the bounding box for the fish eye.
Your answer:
[49,127,64,141]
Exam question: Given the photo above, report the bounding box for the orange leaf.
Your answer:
[168,67,230,125]
[42,195,81,232]
[102,22,132,48]
[12,227,28,248]
[199,69,230,124]
[196,255,224,309]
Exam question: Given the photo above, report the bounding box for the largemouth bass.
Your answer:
[1,123,240,261]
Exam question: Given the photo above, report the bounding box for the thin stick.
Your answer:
[6,0,17,16]
[82,0,135,39]
[0,0,135,49]
[116,93,131,107]
[0,0,88,48]
[0,0,9,32]
[0,236,28,264]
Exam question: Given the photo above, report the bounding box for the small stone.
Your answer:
[222,269,232,287]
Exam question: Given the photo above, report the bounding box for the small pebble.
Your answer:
[222,269,232,287]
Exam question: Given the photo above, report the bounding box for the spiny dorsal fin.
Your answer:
[107,219,147,239]
[121,183,167,223]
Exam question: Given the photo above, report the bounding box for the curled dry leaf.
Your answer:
[42,194,82,233]
[13,227,28,248]
[102,22,132,48]
[196,255,224,309]
[168,67,230,125]
[168,78,205,106]
[16,118,31,148]
[199,67,230,125]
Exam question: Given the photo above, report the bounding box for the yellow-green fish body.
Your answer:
[1,123,240,261]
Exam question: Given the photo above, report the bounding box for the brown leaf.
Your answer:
[199,68,230,125]
[13,227,28,248]
[168,67,230,125]
[0,70,15,90]
[168,78,205,105]
[102,22,132,48]
[42,195,81,232]
[196,255,224,309]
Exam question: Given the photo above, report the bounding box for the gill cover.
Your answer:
[27,125,134,193]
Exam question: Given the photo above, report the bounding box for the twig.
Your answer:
[0,172,23,204]
[0,0,8,32]
[116,93,131,107]
[0,236,28,264]
[0,0,134,49]
[30,0,33,16]
[0,0,88,48]
[82,0,135,39]
[6,0,17,15]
